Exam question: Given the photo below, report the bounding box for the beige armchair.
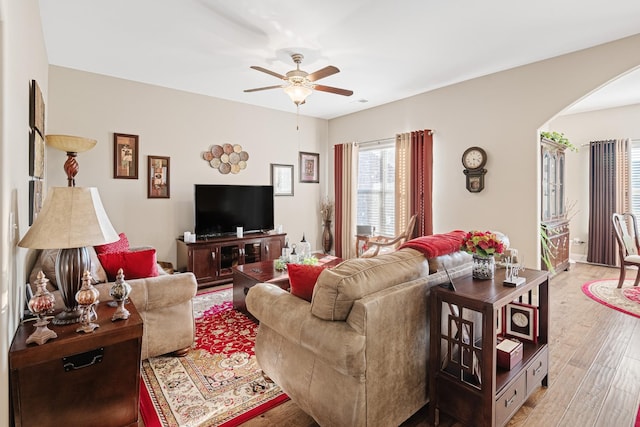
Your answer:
[360,214,417,257]
[26,248,197,359]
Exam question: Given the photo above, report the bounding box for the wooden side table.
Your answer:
[428,269,549,426]
[9,301,143,427]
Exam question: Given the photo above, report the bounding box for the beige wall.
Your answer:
[47,66,329,264]
[328,34,640,268]
[549,103,640,261]
[1,0,49,423]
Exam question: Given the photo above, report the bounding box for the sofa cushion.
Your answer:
[311,248,429,321]
[288,264,327,302]
[29,247,107,293]
[98,248,159,281]
[94,232,130,255]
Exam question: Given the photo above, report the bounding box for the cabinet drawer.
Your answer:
[496,372,526,426]
[526,347,548,396]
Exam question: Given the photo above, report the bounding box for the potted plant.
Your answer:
[540,131,577,152]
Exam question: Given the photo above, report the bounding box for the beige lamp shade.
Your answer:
[45,135,97,153]
[18,187,119,249]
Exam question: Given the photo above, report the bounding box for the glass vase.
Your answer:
[472,254,495,280]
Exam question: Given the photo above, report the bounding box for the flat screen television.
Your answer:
[194,184,274,237]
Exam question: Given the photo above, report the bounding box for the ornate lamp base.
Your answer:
[112,300,130,321]
[26,319,58,345]
[76,322,99,334]
[53,307,82,325]
[76,304,99,333]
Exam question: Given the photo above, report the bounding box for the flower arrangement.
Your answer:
[461,230,505,257]
[320,198,334,224]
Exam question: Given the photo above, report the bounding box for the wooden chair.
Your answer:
[611,212,640,288]
[360,214,417,258]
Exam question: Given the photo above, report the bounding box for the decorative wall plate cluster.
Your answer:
[202,144,249,174]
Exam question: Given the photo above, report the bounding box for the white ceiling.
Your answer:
[39,0,640,120]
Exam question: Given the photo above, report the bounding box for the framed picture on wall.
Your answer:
[148,155,170,198]
[29,180,43,226]
[299,151,319,183]
[271,163,294,196]
[29,131,45,179]
[114,133,139,179]
[29,80,45,137]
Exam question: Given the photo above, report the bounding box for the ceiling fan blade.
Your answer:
[313,84,354,97]
[307,66,340,82]
[243,85,284,93]
[250,66,287,80]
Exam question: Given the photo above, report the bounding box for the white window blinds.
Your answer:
[357,141,396,237]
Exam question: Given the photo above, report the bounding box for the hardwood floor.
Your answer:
[242,263,640,427]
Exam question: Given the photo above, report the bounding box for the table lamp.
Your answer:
[45,135,97,187]
[18,187,119,324]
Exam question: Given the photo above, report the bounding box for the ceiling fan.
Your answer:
[244,53,353,106]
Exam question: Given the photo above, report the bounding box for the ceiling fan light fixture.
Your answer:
[284,84,312,105]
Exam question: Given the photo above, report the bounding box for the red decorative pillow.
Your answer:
[97,249,158,281]
[288,264,327,302]
[94,233,130,255]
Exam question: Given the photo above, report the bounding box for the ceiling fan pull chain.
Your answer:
[296,105,300,131]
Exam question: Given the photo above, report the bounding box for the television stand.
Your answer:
[176,233,285,289]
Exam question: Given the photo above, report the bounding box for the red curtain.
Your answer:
[334,145,344,258]
[410,130,433,237]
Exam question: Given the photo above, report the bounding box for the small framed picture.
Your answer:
[29,180,43,226]
[504,302,538,343]
[29,131,45,179]
[299,151,319,183]
[271,163,294,196]
[114,133,139,179]
[148,155,170,198]
[29,80,45,136]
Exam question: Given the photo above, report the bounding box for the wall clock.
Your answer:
[462,146,487,193]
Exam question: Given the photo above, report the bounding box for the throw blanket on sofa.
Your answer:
[399,230,466,258]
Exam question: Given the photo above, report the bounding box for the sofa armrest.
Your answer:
[247,283,366,377]
[94,272,197,311]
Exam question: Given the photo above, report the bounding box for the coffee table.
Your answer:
[232,255,343,316]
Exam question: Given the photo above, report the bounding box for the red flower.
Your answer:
[460,230,505,257]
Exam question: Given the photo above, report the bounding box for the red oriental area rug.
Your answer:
[581,279,640,319]
[140,288,288,426]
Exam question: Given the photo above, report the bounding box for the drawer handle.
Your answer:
[505,389,517,407]
[533,361,543,376]
[62,347,104,371]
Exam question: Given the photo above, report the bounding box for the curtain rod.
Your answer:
[357,130,435,146]
[357,137,394,146]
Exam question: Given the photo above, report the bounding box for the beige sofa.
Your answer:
[246,248,472,427]
[26,249,198,360]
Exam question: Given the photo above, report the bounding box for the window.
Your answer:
[357,141,395,236]
[631,139,640,216]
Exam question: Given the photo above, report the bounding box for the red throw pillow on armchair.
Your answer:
[94,232,130,255]
[97,248,159,281]
[288,264,327,302]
